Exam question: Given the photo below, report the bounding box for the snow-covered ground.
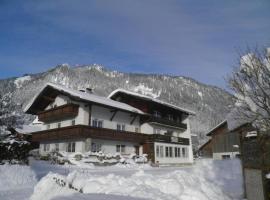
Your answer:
[0,159,244,200]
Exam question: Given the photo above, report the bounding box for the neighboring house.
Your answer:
[198,139,212,158]
[206,120,254,160]
[24,83,195,165]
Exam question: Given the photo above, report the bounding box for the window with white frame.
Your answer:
[67,142,76,152]
[43,144,50,152]
[156,145,164,158]
[165,147,169,157]
[92,119,103,128]
[169,147,173,157]
[47,124,50,130]
[91,142,102,152]
[174,147,181,157]
[116,145,126,153]
[117,124,125,131]
[156,145,160,157]
[135,127,140,133]
[154,128,161,134]
[182,147,188,158]
[57,122,61,128]
[55,143,59,152]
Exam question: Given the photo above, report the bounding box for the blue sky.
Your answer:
[0,0,269,89]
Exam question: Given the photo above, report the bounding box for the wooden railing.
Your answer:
[38,104,79,122]
[147,116,187,129]
[147,134,190,145]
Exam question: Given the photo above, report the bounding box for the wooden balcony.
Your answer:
[31,125,147,143]
[38,104,79,122]
[147,116,187,130]
[147,134,190,145]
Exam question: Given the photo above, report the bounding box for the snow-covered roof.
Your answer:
[15,125,42,135]
[206,120,227,136]
[108,88,195,115]
[24,83,145,115]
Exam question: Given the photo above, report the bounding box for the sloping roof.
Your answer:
[24,83,145,115]
[206,120,227,136]
[198,139,212,150]
[108,88,195,115]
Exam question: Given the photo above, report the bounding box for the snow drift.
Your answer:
[31,159,242,200]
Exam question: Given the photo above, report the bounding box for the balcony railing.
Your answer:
[148,134,190,145]
[147,116,187,129]
[38,104,79,122]
[31,125,147,143]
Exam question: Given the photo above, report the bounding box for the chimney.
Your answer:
[85,88,93,94]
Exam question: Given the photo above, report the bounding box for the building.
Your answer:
[206,120,254,160]
[198,139,212,158]
[24,83,195,165]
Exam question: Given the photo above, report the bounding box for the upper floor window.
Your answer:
[167,114,174,121]
[67,142,76,152]
[92,119,103,128]
[135,127,140,133]
[57,122,61,128]
[153,111,161,118]
[154,128,161,134]
[47,124,50,130]
[117,124,125,131]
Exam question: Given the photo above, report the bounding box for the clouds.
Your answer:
[0,0,269,88]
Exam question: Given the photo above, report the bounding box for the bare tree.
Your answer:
[228,47,270,131]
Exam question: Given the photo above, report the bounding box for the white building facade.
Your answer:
[25,83,194,165]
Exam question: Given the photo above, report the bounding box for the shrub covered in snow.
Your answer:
[46,151,148,167]
[0,133,31,164]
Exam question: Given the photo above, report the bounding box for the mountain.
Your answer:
[0,64,235,144]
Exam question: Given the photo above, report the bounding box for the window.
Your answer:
[167,114,173,121]
[165,147,169,157]
[43,144,50,152]
[55,143,59,152]
[135,127,140,133]
[154,129,161,134]
[160,146,164,158]
[47,124,50,130]
[182,147,188,158]
[67,142,76,152]
[117,124,125,131]
[92,119,103,128]
[222,155,231,159]
[165,130,173,136]
[71,120,76,126]
[116,145,126,153]
[156,145,160,157]
[175,147,181,157]
[169,147,173,157]
[153,111,161,118]
[91,143,102,152]
[57,122,61,128]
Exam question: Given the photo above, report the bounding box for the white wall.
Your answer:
[91,105,140,132]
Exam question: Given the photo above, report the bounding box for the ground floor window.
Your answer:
[91,142,102,152]
[156,145,164,158]
[222,155,231,159]
[55,143,59,152]
[169,147,173,157]
[43,144,50,152]
[175,147,181,157]
[67,142,76,152]
[116,145,126,153]
[182,147,188,158]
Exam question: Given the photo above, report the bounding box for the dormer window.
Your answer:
[153,111,161,118]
